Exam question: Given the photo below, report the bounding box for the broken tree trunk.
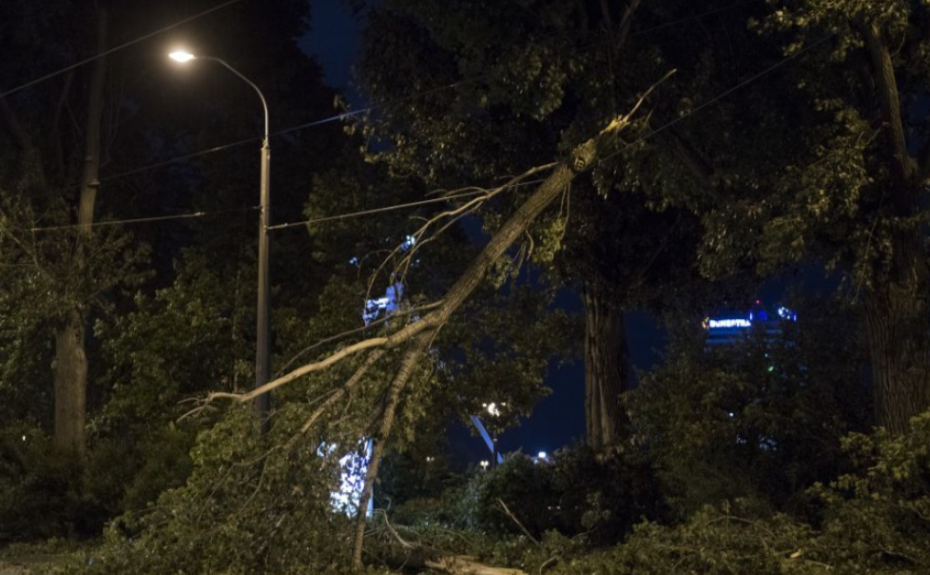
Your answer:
[198,86,665,571]
[347,112,642,569]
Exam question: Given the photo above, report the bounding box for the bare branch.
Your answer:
[285,349,388,450]
[497,498,540,545]
[425,556,529,575]
[376,509,415,549]
[275,300,443,377]
[352,332,433,568]
[615,0,643,54]
[200,83,658,416]
[366,162,557,303]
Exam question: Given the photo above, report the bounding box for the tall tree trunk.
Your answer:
[53,6,107,454]
[859,20,930,434]
[865,235,930,434]
[54,309,87,453]
[583,283,631,450]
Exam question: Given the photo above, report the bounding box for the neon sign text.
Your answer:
[707,318,752,329]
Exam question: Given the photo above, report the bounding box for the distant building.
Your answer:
[704,300,796,347]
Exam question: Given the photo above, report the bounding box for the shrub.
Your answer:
[57,406,375,575]
[445,447,663,544]
[0,424,81,542]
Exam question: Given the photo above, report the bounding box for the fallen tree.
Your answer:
[188,76,667,569]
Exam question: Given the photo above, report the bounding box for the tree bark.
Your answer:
[583,283,631,450]
[77,6,107,235]
[54,309,88,453]
[53,6,107,454]
[865,243,930,434]
[859,22,930,433]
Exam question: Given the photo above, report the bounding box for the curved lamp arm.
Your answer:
[170,51,269,143]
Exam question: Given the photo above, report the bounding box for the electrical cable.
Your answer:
[98,109,370,184]
[629,0,754,37]
[268,179,548,231]
[601,34,835,164]
[22,178,547,234]
[27,205,258,233]
[0,0,248,99]
[15,0,766,233]
[21,31,827,235]
[37,0,756,194]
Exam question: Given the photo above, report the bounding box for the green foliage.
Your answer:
[60,407,369,575]
[94,252,250,429]
[422,410,930,573]
[435,286,580,433]
[424,448,662,544]
[461,455,558,538]
[545,509,825,575]
[631,300,869,518]
[811,411,930,572]
[0,425,81,543]
[548,446,665,545]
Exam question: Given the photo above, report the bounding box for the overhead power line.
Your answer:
[43,0,756,193]
[0,0,248,99]
[602,34,835,164]
[17,0,772,235]
[23,32,830,235]
[28,206,258,233]
[268,179,548,232]
[24,179,548,234]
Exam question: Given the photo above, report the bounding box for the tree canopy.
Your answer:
[3,1,930,574]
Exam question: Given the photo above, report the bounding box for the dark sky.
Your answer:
[300,0,360,95]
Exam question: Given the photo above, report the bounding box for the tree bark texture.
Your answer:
[54,309,88,453]
[77,6,107,235]
[583,284,631,450]
[53,6,107,453]
[866,247,930,434]
[858,21,930,433]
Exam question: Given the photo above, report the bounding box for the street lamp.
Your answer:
[170,50,272,427]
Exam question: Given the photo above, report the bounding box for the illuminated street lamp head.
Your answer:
[169,50,196,63]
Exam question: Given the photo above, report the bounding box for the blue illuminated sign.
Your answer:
[704,303,796,332]
[707,318,752,329]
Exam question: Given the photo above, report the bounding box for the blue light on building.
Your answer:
[703,301,796,347]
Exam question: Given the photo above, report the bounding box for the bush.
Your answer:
[57,406,373,575]
[810,411,930,572]
[550,446,665,545]
[0,424,82,542]
[463,455,558,537]
[442,447,663,544]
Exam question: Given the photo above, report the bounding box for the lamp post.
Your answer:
[170,50,271,427]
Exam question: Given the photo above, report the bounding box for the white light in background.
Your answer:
[319,440,373,517]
